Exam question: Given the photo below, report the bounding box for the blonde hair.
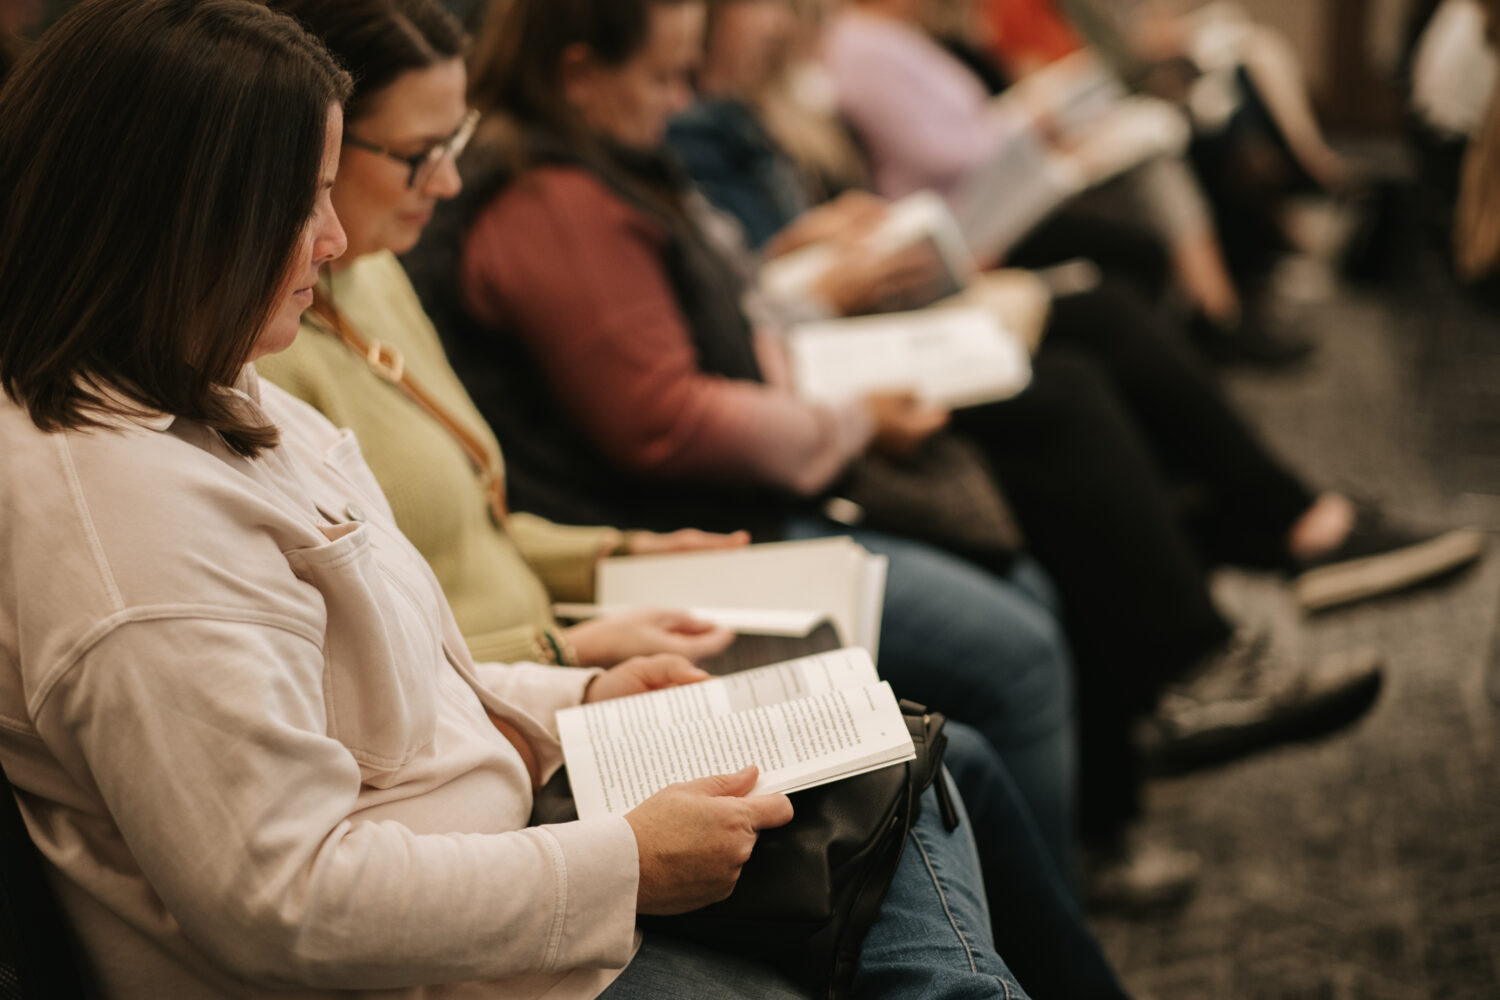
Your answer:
[750,0,869,196]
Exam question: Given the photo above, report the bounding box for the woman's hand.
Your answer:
[625,528,751,557]
[865,391,950,458]
[764,190,889,258]
[626,766,795,914]
[814,242,948,315]
[581,651,715,703]
[566,610,736,668]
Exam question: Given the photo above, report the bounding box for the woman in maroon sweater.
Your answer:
[428,0,1480,904]
[438,0,1081,885]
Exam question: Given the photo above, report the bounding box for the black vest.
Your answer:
[405,130,793,537]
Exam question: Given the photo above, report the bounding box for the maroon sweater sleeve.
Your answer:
[459,167,871,496]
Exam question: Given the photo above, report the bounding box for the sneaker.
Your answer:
[1083,831,1202,914]
[1140,632,1383,777]
[1187,309,1315,368]
[1292,511,1486,613]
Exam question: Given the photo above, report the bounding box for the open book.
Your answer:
[561,537,888,659]
[957,54,1188,264]
[758,191,977,314]
[786,304,1032,410]
[557,647,915,820]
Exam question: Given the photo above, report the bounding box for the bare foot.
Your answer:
[1286,493,1357,562]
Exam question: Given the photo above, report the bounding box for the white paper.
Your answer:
[558,648,880,741]
[758,191,976,310]
[596,537,887,655]
[953,128,1082,263]
[787,305,1032,409]
[550,603,828,638]
[558,649,914,820]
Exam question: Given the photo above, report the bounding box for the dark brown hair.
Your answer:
[0,0,350,455]
[268,0,463,125]
[468,0,696,136]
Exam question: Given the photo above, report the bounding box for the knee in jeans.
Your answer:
[973,610,1074,739]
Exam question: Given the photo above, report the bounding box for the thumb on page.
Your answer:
[685,764,760,798]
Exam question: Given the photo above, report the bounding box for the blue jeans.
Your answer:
[784,515,1077,877]
[599,781,1031,1000]
[943,724,1131,999]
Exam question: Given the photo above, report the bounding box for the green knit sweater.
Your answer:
[257,250,619,664]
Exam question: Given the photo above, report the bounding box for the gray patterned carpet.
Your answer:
[1090,233,1500,998]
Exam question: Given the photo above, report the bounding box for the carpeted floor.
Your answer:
[1090,230,1500,999]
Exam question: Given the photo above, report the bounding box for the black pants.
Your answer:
[954,280,1313,836]
[1010,209,1173,305]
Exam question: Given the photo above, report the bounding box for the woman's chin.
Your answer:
[249,317,303,363]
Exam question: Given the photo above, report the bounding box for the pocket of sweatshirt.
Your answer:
[284,521,438,783]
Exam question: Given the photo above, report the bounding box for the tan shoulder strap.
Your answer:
[307,291,509,525]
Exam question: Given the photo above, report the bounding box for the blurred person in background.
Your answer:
[414,0,1489,914]
[0,1,1052,997]
[434,0,1085,885]
[823,0,1314,365]
[660,0,1491,909]
[989,0,1354,276]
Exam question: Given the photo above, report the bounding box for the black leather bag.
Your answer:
[829,432,1023,573]
[654,701,954,998]
[533,702,955,1000]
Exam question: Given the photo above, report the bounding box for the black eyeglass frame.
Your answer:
[344,109,480,189]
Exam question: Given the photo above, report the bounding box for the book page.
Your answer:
[557,647,879,745]
[788,306,1032,409]
[562,680,914,819]
[597,537,870,649]
[856,553,889,659]
[866,190,976,284]
[759,191,974,312]
[953,129,1082,263]
[550,603,828,638]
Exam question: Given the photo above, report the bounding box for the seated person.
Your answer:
[428,0,1088,880]
[257,0,747,672]
[824,0,1310,363]
[435,0,1483,905]
[0,1,1037,997]
[257,5,1128,996]
[1052,0,1349,191]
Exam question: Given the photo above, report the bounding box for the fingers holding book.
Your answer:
[626,765,796,915]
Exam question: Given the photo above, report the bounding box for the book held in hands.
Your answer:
[557,648,915,821]
[556,536,888,660]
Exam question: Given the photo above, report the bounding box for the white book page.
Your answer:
[788,306,1032,409]
[866,190,976,282]
[856,553,888,658]
[759,242,839,305]
[562,679,914,820]
[597,537,869,648]
[758,191,974,308]
[550,603,828,638]
[954,129,1083,262]
[557,647,878,746]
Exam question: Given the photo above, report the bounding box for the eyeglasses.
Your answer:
[344,109,480,190]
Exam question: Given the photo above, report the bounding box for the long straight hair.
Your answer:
[0,0,351,455]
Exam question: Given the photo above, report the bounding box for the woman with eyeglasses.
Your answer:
[249,0,1108,997]
[0,0,1046,997]
[258,0,754,674]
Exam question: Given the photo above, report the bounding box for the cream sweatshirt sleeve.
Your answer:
[37,617,637,991]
